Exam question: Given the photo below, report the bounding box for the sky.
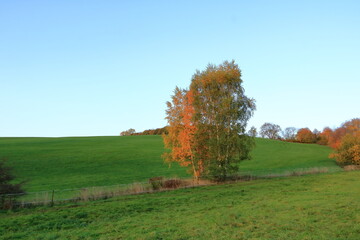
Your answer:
[0,0,359,137]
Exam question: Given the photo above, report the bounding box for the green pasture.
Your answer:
[0,136,338,192]
[1,171,359,239]
[240,138,338,175]
[0,136,188,192]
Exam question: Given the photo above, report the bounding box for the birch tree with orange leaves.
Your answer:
[162,87,203,180]
[190,61,256,181]
[164,60,256,181]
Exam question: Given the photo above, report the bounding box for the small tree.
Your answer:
[318,127,333,145]
[163,87,201,180]
[296,128,317,143]
[120,128,136,136]
[0,158,25,209]
[282,127,297,141]
[330,132,360,166]
[328,118,360,149]
[328,119,360,166]
[259,123,281,139]
[247,126,257,138]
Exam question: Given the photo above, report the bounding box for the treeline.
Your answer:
[132,127,168,136]
[253,118,360,166]
[120,127,168,136]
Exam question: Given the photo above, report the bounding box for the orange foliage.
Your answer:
[328,118,360,149]
[328,127,346,149]
[328,118,360,165]
[317,127,333,145]
[164,60,255,181]
[330,131,360,165]
[343,118,360,133]
[296,128,316,143]
[162,88,203,179]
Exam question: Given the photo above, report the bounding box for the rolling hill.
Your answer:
[0,136,338,192]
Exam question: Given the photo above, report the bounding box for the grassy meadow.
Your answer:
[1,171,360,239]
[0,136,337,192]
[1,135,358,239]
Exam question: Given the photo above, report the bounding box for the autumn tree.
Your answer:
[328,119,360,149]
[296,128,317,143]
[329,118,360,165]
[162,87,201,180]
[317,127,333,145]
[259,123,281,139]
[190,61,256,181]
[120,128,136,136]
[248,126,257,138]
[330,131,360,166]
[342,118,360,133]
[163,60,256,181]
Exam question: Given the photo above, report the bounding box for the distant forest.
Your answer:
[120,127,168,136]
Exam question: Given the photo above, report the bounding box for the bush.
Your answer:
[330,132,360,166]
[163,179,183,189]
[148,177,164,190]
[0,158,25,209]
[149,177,188,190]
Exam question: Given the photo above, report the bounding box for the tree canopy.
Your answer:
[329,118,360,165]
[259,123,281,140]
[163,60,256,181]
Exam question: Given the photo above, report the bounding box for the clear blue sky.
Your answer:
[1,0,359,137]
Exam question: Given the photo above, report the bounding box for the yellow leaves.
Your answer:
[349,145,360,165]
[164,60,255,180]
[330,130,360,165]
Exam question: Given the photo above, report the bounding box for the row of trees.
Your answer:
[132,127,168,136]
[252,123,331,144]
[252,119,360,166]
[120,127,168,136]
[163,60,256,181]
[120,128,136,136]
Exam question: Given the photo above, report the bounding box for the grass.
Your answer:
[1,171,360,239]
[240,138,338,175]
[0,136,338,192]
[0,136,188,192]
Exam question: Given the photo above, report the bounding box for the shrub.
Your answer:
[163,179,185,189]
[149,177,188,190]
[330,132,360,166]
[0,158,25,209]
[148,177,164,190]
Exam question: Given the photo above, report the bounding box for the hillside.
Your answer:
[1,171,359,239]
[0,136,338,192]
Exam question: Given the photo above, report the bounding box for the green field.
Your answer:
[1,136,356,239]
[0,136,337,192]
[1,171,360,239]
